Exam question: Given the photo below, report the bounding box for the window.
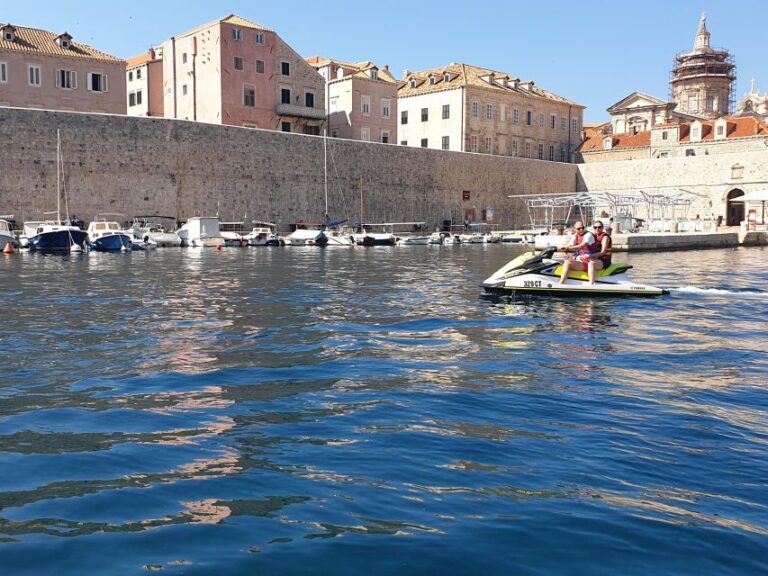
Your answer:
[400,140,407,146]
[716,125,724,136]
[561,117,567,130]
[443,73,450,82]
[421,138,428,148]
[549,145,554,161]
[539,114,545,128]
[421,107,428,122]
[128,71,133,82]
[485,136,492,152]
[524,141,531,157]
[56,69,77,89]
[472,101,479,117]
[137,68,142,79]
[256,59,264,74]
[551,114,556,129]
[442,104,450,119]
[281,61,290,76]
[442,136,449,150]
[305,92,315,108]
[281,122,291,132]
[88,72,107,92]
[687,95,698,113]
[234,56,243,70]
[182,53,188,64]
[401,110,408,125]
[486,104,493,120]
[304,126,320,136]
[571,118,579,133]
[526,111,533,126]
[470,135,478,152]
[129,92,136,107]
[281,88,291,104]
[381,99,391,118]
[136,90,142,105]
[233,29,242,41]
[361,126,370,141]
[36,64,51,88]
[686,149,695,157]
[603,137,612,150]
[659,152,669,158]
[255,32,264,45]
[244,86,255,107]
[662,131,668,140]
[371,69,378,80]
[382,131,390,144]
[512,140,518,156]
[182,84,188,96]
[361,95,370,116]
[692,127,700,139]
[560,147,566,162]
[429,75,436,85]
[538,144,544,159]
[0,61,6,84]
[409,78,416,88]
[513,109,520,124]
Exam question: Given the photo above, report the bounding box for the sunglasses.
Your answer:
[574,226,584,230]
[594,225,603,229]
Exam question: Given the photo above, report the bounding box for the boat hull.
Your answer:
[90,233,132,251]
[29,229,88,252]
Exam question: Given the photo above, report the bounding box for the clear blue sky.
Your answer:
[5,1,765,122]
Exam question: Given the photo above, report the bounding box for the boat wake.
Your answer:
[668,286,768,297]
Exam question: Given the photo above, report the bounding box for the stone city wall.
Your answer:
[577,149,768,220]
[0,107,578,230]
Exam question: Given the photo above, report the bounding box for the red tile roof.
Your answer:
[0,23,123,63]
[579,131,650,152]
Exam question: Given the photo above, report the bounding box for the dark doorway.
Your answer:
[727,189,745,226]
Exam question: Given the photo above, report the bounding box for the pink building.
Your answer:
[0,23,126,114]
[308,57,398,143]
[160,14,325,133]
[126,48,164,117]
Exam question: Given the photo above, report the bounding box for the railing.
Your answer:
[276,104,326,120]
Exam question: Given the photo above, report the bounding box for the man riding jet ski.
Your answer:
[481,246,668,297]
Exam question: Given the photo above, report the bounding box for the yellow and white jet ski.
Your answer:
[481,247,668,297]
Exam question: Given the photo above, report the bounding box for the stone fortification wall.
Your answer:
[0,107,578,230]
[577,150,768,220]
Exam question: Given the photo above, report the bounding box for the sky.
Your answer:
[4,1,766,122]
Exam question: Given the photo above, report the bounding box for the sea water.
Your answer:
[0,245,766,575]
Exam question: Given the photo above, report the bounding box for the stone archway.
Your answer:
[726,189,745,226]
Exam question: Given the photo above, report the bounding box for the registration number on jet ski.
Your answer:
[523,280,542,288]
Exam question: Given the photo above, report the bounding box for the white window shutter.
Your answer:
[103,74,108,93]
[72,71,77,90]
[87,72,92,91]
[56,69,61,88]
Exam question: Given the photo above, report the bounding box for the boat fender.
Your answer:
[3,243,14,254]
[216,244,222,251]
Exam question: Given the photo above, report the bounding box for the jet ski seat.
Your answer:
[553,262,633,281]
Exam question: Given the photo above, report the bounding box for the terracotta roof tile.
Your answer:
[0,23,124,63]
[307,56,398,84]
[398,62,583,107]
[578,131,650,152]
[127,51,159,69]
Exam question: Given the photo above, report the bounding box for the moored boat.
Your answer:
[87,215,133,251]
[177,217,224,248]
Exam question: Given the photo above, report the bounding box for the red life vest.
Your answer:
[595,231,612,264]
[573,231,600,257]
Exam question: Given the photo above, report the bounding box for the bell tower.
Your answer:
[670,14,736,118]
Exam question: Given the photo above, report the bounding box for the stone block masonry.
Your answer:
[0,107,578,231]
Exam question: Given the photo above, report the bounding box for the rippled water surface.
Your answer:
[1,245,767,575]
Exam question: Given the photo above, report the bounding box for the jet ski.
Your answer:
[481,246,668,297]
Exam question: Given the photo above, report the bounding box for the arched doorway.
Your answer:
[727,189,745,226]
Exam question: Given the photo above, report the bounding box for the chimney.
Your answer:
[403,69,411,77]
[149,47,156,60]
[383,64,389,72]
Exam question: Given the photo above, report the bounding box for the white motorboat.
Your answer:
[86,215,133,251]
[131,216,181,248]
[219,221,248,246]
[245,222,284,246]
[0,219,16,250]
[398,235,431,245]
[177,216,224,248]
[481,246,667,297]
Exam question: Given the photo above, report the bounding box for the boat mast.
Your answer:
[56,129,61,225]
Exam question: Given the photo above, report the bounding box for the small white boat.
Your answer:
[286,222,328,246]
[219,221,247,246]
[0,219,16,250]
[131,216,181,248]
[87,216,133,251]
[245,221,284,246]
[177,216,224,248]
[398,235,431,245]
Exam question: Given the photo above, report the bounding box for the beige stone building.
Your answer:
[126,48,164,117]
[307,57,398,143]
[397,63,584,161]
[0,22,126,114]
[606,92,697,135]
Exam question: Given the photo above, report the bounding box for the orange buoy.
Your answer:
[216,243,222,251]
[3,242,15,254]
